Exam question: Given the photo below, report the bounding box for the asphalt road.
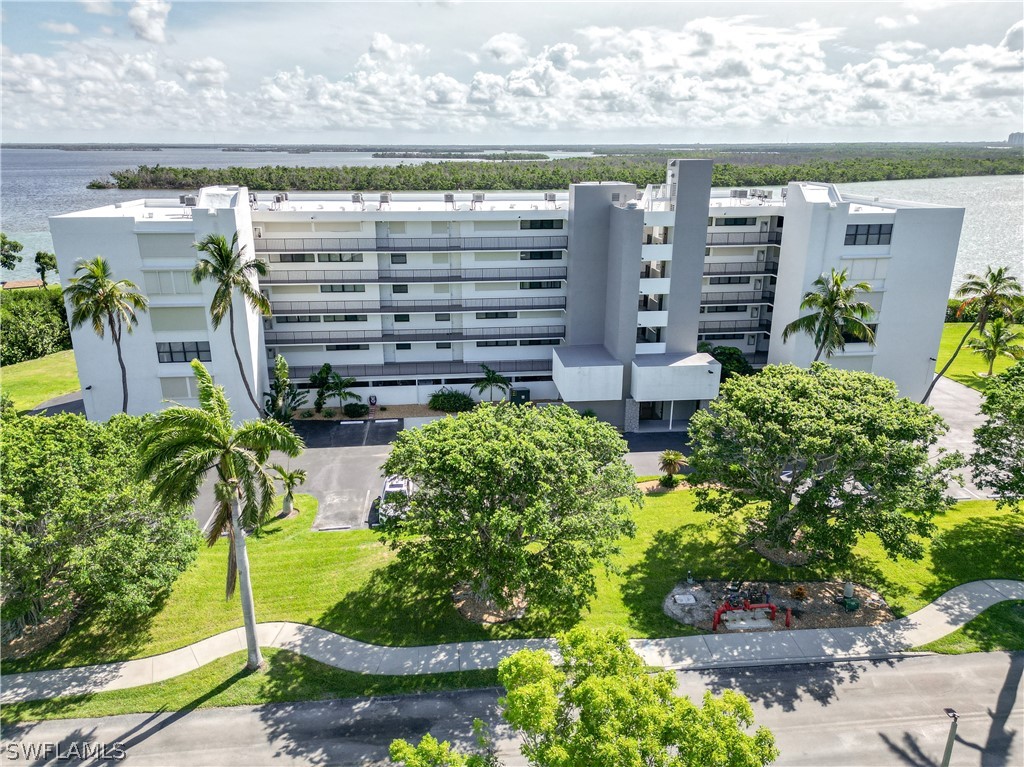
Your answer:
[3,652,1018,766]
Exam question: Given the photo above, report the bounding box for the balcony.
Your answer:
[706,231,782,246]
[700,290,776,305]
[698,318,774,334]
[253,235,568,253]
[270,296,567,315]
[261,267,567,285]
[265,324,566,346]
[284,358,553,380]
[703,260,779,276]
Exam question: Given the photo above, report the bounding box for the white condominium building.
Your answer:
[49,159,963,428]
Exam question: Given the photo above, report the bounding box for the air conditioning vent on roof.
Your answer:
[254,226,263,239]
[179,194,198,206]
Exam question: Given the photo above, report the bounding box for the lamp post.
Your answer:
[940,708,958,767]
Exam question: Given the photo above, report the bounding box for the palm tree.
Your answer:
[327,372,362,407]
[658,449,685,478]
[922,266,1023,402]
[192,232,270,415]
[271,464,308,517]
[63,256,149,413]
[472,364,511,402]
[781,268,876,361]
[966,317,1024,377]
[138,360,303,671]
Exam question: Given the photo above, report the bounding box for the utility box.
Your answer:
[510,388,530,405]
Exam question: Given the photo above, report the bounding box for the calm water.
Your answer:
[2,147,1021,293]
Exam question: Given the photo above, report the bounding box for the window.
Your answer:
[396,343,412,350]
[520,250,562,260]
[393,284,409,293]
[157,341,211,363]
[160,376,204,399]
[520,219,564,230]
[318,253,363,262]
[476,340,516,347]
[327,344,370,351]
[436,342,452,349]
[323,314,367,322]
[390,254,407,265]
[476,311,517,319]
[709,276,751,285]
[841,323,879,344]
[844,223,893,246]
[276,315,321,324]
[714,218,757,227]
[320,284,366,293]
[704,305,744,313]
[394,314,410,322]
[278,253,315,263]
[520,339,560,346]
[435,313,451,322]
[520,281,561,290]
[143,270,202,296]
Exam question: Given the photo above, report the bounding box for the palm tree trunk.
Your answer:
[283,492,293,516]
[227,301,263,416]
[110,318,129,413]
[813,339,827,362]
[231,494,264,671]
[921,320,978,403]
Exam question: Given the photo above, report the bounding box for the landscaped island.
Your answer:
[88,144,1024,190]
[372,150,550,160]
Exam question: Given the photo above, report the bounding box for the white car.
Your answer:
[373,475,411,526]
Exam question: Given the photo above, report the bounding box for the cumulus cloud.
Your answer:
[128,0,170,44]
[79,0,117,15]
[1000,20,1024,52]
[876,15,920,30]
[182,57,229,87]
[481,32,529,65]
[41,21,80,35]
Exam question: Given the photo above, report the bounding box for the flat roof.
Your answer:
[554,345,622,368]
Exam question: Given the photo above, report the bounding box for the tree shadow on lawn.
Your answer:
[314,552,582,648]
[925,514,1024,603]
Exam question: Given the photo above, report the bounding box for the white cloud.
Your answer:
[481,32,529,65]
[182,57,229,87]
[128,0,171,44]
[79,0,117,15]
[41,21,80,35]
[875,15,920,30]
[1001,20,1024,52]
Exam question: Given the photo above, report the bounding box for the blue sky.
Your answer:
[2,0,1022,144]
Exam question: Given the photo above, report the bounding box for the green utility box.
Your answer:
[510,388,530,405]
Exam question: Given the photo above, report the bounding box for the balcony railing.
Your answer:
[254,236,568,253]
[698,319,774,333]
[270,296,567,315]
[700,290,776,305]
[265,325,566,346]
[284,358,553,380]
[706,232,782,246]
[261,267,567,285]
[703,260,779,275]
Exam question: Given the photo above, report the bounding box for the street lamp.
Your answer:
[940,708,959,767]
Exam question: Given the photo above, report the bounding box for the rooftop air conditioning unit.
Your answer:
[254,226,263,239]
[544,192,557,202]
[180,194,198,206]
[273,194,285,204]
[352,193,364,204]
[444,193,456,204]
[248,192,258,204]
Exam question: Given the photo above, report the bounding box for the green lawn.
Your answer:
[0,349,79,412]
[936,322,1021,391]
[6,492,1021,675]
[915,601,1024,655]
[0,648,498,725]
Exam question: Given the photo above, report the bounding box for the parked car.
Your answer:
[370,475,411,527]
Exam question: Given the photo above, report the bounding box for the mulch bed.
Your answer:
[664,579,894,632]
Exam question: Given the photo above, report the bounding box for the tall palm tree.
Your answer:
[327,372,362,407]
[922,266,1023,402]
[781,268,876,362]
[63,256,149,413]
[271,464,308,517]
[138,360,303,671]
[472,364,511,402]
[966,317,1024,377]
[192,232,270,415]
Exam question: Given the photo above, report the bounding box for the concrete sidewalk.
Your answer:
[2,579,1021,705]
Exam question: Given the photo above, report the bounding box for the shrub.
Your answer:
[343,402,370,418]
[300,409,314,418]
[428,386,475,413]
[0,286,72,365]
[658,474,680,489]
[322,408,336,418]
[379,406,388,412]
[580,408,597,418]
[791,585,808,601]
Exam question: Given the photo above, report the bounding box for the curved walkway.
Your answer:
[2,579,1021,704]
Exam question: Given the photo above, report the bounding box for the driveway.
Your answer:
[927,376,993,500]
